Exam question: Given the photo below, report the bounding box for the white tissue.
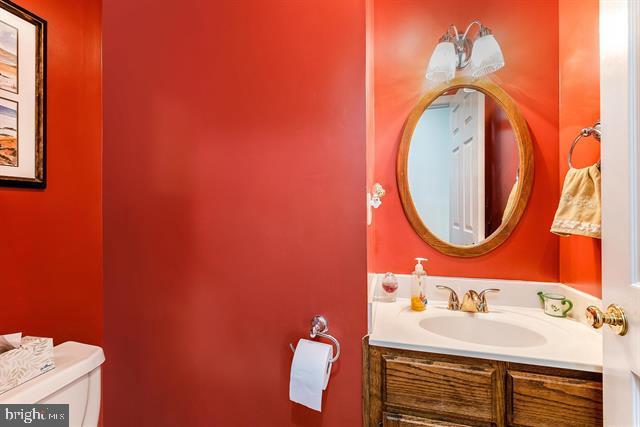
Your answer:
[289,339,333,412]
[0,333,21,355]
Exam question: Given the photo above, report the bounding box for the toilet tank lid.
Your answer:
[0,341,105,404]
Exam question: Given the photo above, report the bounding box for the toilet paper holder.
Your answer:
[289,315,340,363]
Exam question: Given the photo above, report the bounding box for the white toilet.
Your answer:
[0,341,105,427]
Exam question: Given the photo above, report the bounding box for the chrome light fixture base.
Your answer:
[453,34,473,70]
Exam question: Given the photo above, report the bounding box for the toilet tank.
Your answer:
[0,342,105,427]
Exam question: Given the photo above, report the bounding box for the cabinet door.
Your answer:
[383,412,472,427]
[383,355,497,423]
[507,370,602,426]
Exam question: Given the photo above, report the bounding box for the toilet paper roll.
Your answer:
[289,339,333,412]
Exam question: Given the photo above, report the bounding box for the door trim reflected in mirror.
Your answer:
[397,76,534,257]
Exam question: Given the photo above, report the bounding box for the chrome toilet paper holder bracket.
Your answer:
[289,315,340,363]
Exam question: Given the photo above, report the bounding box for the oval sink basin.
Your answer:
[419,316,547,348]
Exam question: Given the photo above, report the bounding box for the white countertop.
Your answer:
[369,298,603,372]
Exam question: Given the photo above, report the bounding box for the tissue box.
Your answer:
[0,336,55,395]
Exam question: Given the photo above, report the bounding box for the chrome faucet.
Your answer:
[437,286,500,313]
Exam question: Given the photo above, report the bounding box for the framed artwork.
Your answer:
[0,1,45,188]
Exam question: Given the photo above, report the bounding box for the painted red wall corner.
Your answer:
[558,0,601,297]
[0,0,103,346]
[367,0,377,273]
[371,0,560,281]
[103,1,366,425]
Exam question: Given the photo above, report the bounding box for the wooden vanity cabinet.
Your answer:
[364,339,603,427]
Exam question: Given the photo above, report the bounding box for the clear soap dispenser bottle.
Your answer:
[411,258,428,312]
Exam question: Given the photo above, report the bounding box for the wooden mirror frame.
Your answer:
[397,76,534,257]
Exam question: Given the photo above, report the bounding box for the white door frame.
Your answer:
[600,0,640,425]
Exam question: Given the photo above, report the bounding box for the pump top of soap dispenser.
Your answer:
[414,258,428,274]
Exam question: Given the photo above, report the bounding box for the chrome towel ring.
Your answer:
[568,121,601,169]
[289,315,340,363]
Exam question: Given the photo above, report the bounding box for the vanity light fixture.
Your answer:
[426,20,505,82]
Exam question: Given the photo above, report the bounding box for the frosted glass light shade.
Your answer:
[425,41,457,82]
[470,34,504,77]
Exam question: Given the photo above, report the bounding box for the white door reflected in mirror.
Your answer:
[407,87,519,246]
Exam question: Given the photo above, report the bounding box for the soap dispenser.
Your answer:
[411,258,428,312]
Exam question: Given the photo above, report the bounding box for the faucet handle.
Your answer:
[436,285,460,310]
[479,288,500,298]
[478,288,500,312]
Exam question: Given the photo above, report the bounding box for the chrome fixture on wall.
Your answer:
[426,20,505,82]
[568,121,601,169]
[367,182,386,226]
[369,183,386,209]
[289,315,340,363]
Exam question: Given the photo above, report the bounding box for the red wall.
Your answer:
[103,1,366,426]
[0,0,103,345]
[371,0,560,281]
[558,0,601,297]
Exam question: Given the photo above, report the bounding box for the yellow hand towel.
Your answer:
[551,164,601,238]
[502,181,519,224]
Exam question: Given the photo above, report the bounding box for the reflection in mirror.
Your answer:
[407,88,518,246]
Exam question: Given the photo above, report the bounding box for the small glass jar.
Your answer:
[379,272,398,302]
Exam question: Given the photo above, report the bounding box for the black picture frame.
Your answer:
[0,0,46,189]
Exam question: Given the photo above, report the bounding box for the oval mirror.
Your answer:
[397,77,533,257]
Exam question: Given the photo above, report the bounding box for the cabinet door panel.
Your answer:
[384,356,496,422]
[507,370,602,426]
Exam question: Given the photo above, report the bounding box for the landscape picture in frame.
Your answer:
[0,20,17,93]
[0,0,45,188]
[0,97,17,166]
